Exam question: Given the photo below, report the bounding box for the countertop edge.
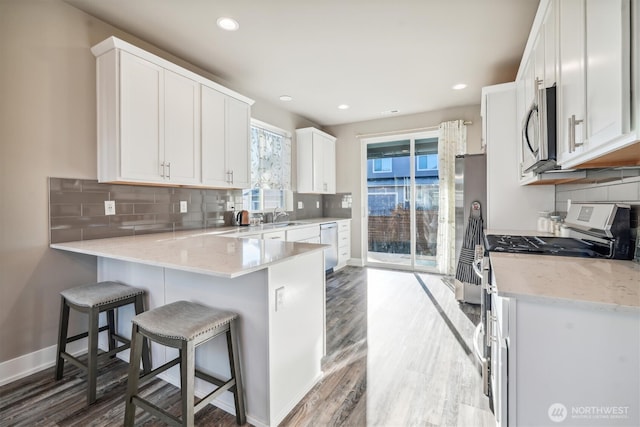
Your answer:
[496,289,640,313]
[50,233,327,278]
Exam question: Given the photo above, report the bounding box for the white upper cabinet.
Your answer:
[296,127,336,194]
[163,69,201,184]
[225,97,251,189]
[557,0,634,168]
[558,0,587,163]
[201,86,251,189]
[118,51,163,183]
[92,36,253,187]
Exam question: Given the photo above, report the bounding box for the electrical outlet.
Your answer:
[179,201,188,213]
[297,201,304,209]
[104,200,115,216]
[316,201,320,209]
[275,286,285,311]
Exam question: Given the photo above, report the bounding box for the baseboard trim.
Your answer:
[0,339,88,387]
[347,258,364,267]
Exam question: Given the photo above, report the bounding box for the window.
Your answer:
[243,120,292,212]
[372,158,392,173]
[416,154,438,171]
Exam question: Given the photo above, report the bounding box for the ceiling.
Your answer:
[64,0,540,126]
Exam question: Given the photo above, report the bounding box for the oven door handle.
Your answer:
[472,258,484,280]
[473,322,486,364]
[473,322,491,396]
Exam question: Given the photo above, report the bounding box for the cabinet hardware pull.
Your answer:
[166,162,171,179]
[160,161,165,178]
[569,115,584,153]
[230,170,234,184]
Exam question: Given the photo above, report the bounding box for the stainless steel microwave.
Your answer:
[521,85,557,174]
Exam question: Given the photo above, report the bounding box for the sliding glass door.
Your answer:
[364,132,439,272]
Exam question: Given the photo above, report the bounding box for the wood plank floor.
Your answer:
[0,267,493,426]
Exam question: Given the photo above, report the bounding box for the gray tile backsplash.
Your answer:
[49,178,353,243]
[49,178,242,244]
[555,175,640,229]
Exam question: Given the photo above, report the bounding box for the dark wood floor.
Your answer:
[0,267,493,426]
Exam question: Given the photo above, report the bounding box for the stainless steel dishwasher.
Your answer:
[320,222,338,272]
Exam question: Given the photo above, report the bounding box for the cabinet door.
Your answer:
[322,135,336,193]
[225,97,251,189]
[119,51,163,182]
[311,134,325,193]
[558,0,586,164]
[533,32,545,89]
[522,56,536,113]
[585,0,630,147]
[164,70,200,184]
[543,1,557,86]
[201,86,228,187]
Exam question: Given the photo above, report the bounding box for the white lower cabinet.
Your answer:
[262,230,286,241]
[286,225,320,243]
[336,220,351,270]
[494,293,640,426]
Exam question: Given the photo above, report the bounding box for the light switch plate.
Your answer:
[104,200,115,216]
[316,201,320,209]
[179,201,188,213]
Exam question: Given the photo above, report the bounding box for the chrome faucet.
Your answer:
[273,206,289,223]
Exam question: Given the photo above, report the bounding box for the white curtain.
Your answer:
[436,120,467,275]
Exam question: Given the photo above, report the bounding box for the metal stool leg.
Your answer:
[55,297,70,381]
[134,294,151,373]
[87,306,99,405]
[107,309,116,355]
[124,324,144,427]
[228,319,246,425]
[181,341,196,427]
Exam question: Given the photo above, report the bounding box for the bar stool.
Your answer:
[124,300,246,426]
[55,281,150,405]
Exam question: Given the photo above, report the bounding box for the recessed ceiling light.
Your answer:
[279,95,293,102]
[452,83,467,90]
[338,104,350,110]
[217,17,239,31]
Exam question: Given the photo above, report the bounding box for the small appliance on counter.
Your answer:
[235,210,251,226]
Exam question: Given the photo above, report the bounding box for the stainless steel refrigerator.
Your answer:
[452,154,486,303]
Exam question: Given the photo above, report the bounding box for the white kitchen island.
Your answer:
[51,230,327,427]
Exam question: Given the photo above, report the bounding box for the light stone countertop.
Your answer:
[50,229,326,279]
[489,252,640,310]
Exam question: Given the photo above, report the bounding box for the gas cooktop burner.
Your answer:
[484,235,612,258]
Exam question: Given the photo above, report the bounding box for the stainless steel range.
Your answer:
[473,202,634,414]
[485,202,633,260]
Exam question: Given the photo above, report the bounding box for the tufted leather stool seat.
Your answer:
[124,300,246,426]
[55,281,150,405]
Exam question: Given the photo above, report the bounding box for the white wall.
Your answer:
[0,0,316,364]
[325,105,482,261]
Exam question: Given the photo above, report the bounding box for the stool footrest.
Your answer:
[66,325,110,344]
[193,376,236,414]
[132,395,181,427]
[139,357,181,386]
[60,352,88,373]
